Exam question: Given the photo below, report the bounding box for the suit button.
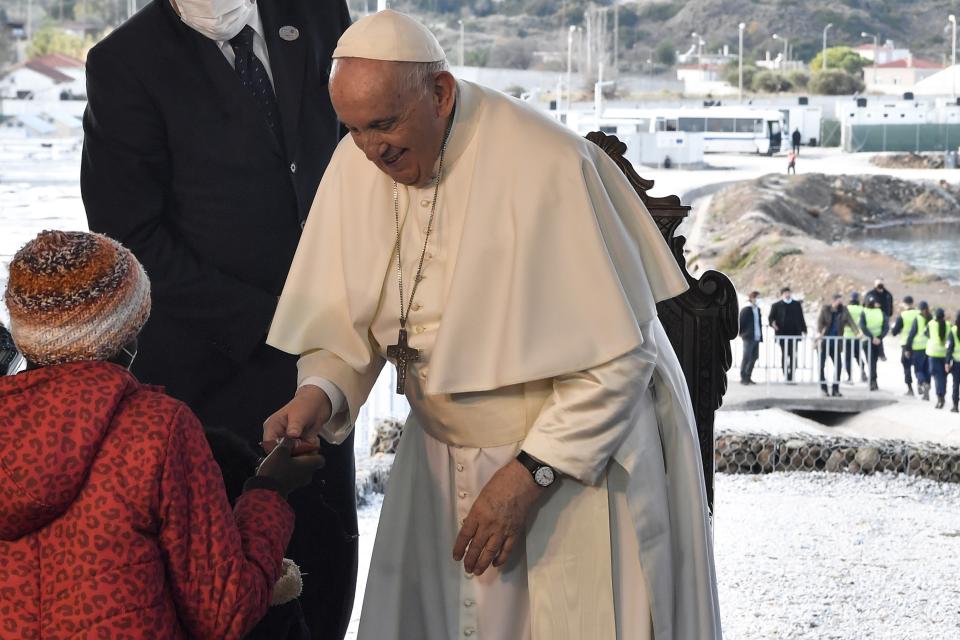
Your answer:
[290,162,297,173]
[300,219,306,230]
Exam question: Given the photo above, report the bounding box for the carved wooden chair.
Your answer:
[587,131,738,510]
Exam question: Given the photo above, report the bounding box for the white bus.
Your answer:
[592,107,785,155]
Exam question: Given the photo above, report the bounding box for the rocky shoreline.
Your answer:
[687,173,960,309]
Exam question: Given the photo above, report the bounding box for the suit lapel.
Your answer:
[258,0,306,160]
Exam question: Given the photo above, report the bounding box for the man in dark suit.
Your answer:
[81,1,355,637]
[768,286,807,382]
[738,290,763,384]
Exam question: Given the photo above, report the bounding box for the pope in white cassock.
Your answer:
[264,10,722,640]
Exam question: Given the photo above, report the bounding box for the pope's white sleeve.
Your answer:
[299,377,346,414]
[521,324,657,486]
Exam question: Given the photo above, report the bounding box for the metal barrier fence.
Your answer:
[843,123,960,153]
[733,335,875,387]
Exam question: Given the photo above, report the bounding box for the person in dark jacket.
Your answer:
[0,230,323,639]
[859,296,889,391]
[80,1,358,635]
[816,293,858,397]
[864,278,895,322]
[768,286,807,382]
[791,128,802,154]
[738,290,763,384]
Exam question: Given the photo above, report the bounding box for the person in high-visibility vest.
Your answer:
[859,297,888,391]
[925,308,951,409]
[947,310,960,413]
[892,296,921,396]
[844,292,867,384]
[911,302,933,400]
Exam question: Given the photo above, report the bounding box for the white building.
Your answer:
[912,65,960,97]
[864,57,944,94]
[0,54,86,100]
[853,42,911,66]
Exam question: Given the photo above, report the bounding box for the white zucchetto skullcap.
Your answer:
[332,9,446,63]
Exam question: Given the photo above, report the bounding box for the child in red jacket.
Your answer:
[0,230,323,639]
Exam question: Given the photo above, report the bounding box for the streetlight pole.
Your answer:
[458,19,464,67]
[822,23,833,71]
[772,33,788,68]
[861,31,879,65]
[566,25,576,115]
[949,15,957,98]
[738,22,745,103]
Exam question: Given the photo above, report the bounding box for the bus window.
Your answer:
[735,118,764,134]
[678,117,705,132]
[706,118,735,132]
[600,126,618,134]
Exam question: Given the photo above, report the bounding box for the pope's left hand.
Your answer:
[453,459,545,576]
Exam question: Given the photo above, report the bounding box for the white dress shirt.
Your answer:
[217,6,275,89]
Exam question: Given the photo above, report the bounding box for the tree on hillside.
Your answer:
[751,70,792,93]
[722,59,758,91]
[28,25,93,60]
[808,69,865,95]
[654,41,676,66]
[809,47,870,75]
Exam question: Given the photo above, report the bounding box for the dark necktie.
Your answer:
[229,25,282,140]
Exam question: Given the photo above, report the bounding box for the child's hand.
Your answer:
[255,438,325,499]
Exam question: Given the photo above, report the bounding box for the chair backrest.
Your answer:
[586,131,738,510]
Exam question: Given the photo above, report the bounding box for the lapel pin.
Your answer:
[279,25,300,41]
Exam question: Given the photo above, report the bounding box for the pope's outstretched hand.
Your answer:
[263,385,333,446]
[452,459,544,576]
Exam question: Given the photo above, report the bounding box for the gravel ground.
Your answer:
[714,472,960,639]
[346,472,960,639]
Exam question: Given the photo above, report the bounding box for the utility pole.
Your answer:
[949,15,957,98]
[822,23,833,71]
[738,22,745,103]
[613,2,618,75]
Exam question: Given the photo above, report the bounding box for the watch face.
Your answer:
[534,466,555,487]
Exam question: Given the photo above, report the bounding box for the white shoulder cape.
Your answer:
[268,79,688,395]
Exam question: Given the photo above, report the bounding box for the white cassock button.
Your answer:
[414,326,425,334]
[456,464,464,472]
[464,573,473,580]
[464,627,475,636]
[420,199,430,207]
[458,491,468,499]
[289,162,297,173]
[464,599,475,607]
[420,370,427,380]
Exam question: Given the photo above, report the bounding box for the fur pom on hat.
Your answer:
[4,230,151,366]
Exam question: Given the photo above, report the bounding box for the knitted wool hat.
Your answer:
[4,230,151,366]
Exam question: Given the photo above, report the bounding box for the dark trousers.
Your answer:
[929,357,948,397]
[792,141,801,154]
[787,162,796,175]
[913,351,931,385]
[868,341,881,387]
[901,348,914,385]
[844,338,864,378]
[819,339,842,393]
[777,336,800,381]
[741,338,760,382]
[951,362,960,402]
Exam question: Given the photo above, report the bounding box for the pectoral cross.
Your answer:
[386,328,420,394]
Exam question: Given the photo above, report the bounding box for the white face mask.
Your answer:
[178,0,256,42]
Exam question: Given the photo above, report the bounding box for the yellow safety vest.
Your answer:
[926,320,949,358]
[845,304,864,338]
[912,315,929,351]
[863,307,884,338]
[951,325,960,361]
[899,309,918,346]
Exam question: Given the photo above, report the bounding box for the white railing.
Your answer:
[733,335,875,387]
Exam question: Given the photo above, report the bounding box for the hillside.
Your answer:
[689,173,960,309]
[390,0,958,71]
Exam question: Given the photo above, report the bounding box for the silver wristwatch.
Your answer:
[516,450,556,487]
